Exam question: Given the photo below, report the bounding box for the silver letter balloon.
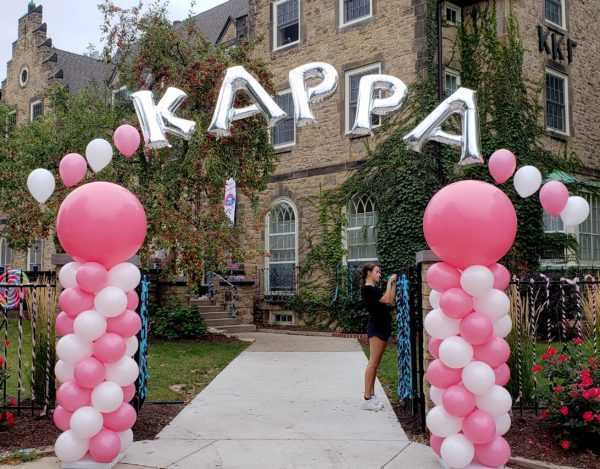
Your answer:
[288,62,338,127]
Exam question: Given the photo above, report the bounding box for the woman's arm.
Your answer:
[379,274,397,305]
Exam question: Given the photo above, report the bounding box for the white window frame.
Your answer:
[5,110,16,138]
[576,193,600,265]
[545,68,570,136]
[445,2,461,26]
[111,86,128,107]
[30,100,43,122]
[545,0,566,30]
[19,66,29,88]
[444,68,461,97]
[27,239,44,271]
[271,89,296,150]
[342,194,378,265]
[339,0,373,28]
[273,0,300,52]
[345,62,382,134]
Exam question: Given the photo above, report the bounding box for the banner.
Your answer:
[224,178,236,225]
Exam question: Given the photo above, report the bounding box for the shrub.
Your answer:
[150,303,207,340]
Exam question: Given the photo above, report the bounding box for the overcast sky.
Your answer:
[0,0,227,83]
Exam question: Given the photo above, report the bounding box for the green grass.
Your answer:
[2,317,34,401]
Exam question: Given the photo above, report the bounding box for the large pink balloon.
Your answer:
[428,338,442,359]
[474,337,511,368]
[93,333,127,363]
[489,263,511,291]
[425,359,462,388]
[475,436,511,467]
[426,263,461,292]
[56,311,74,337]
[430,434,444,457]
[53,405,73,431]
[106,310,142,337]
[442,384,476,417]
[494,363,511,386]
[89,429,122,463]
[56,381,91,412]
[122,384,136,402]
[113,124,141,158]
[59,153,87,188]
[423,181,517,269]
[103,403,137,432]
[76,262,108,294]
[74,357,106,389]
[440,288,473,319]
[463,409,496,444]
[459,312,493,345]
[539,181,569,216]
[56,182,147,269]
[126,291,139,311]
[488,149,516,184]
[59,288,95,318]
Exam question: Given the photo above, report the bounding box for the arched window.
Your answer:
[346,194,377,265]
[28,238,43,272]
[0,238,12,271]
[265,200,297,294]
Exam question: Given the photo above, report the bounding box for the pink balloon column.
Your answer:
[423,180,516,469]
[53,182,146,465]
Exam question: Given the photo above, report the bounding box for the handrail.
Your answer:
[206,271,239,319]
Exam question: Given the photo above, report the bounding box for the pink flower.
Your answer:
[542,347,557,360]
[583,411,594,423]
[558,354,569,363]
[559,406,569,416]
[532,363,542,373]
[573,337,584,346]
[5,412,14,426]
[569,390,579,398]
[560,440,571,450]
[553,385,563,393]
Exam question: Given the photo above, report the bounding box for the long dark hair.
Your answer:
[361,262,379,286]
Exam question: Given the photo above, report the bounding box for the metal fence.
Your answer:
[256,266,300,303]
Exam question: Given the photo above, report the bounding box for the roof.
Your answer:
[52,49,115,93]
[546,170,600,189]
[186,0,248,44]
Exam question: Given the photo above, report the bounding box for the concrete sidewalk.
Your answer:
[3,333,439,469]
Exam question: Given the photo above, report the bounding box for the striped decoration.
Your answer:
[396,274,413,400]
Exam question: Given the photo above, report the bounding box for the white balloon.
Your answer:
[476,385,512,417]
[70,406,103,439]
[424,309,460,339]
[560,196,590,226]
[59,262,81,289]
[495,413,511,436]
[86,138,113,173]
[462,361,495,395]
[95,286,128,318]
[108,263,141,292]
[493,315,512,338]
[91,381,124,413]
[473,289,510,321]
[55,360,75,383]
[105,356,139,386]
[73,310,107,342]
[119,429,134,450]
[56,334,92,365]
[126,336,139,357]
[441,433,475,469]
[54,430,89,463]
[27,168,55,203]
[430,385,444,407]
[513,165,542,198]
[439,336,474,369]
[426,406,463,437]
[429,290,442,309]
[460,266,494,298]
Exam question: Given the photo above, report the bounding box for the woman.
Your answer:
[361,263,396,411]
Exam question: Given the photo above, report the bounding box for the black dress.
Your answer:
[362,284,392,341]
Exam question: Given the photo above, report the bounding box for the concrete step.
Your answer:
[204,318,242,327]
[215,324,257,333]
[199,312,231,320]
[195,304,223,313]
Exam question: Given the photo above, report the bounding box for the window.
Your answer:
[272,91,295,148]
[265,200,297,294]
[545,69,569,135]
[345,63,381,133]
[346,194,377,265]
[273,0,299,50]
[27,239,43,271]
[444,69,461,96]
[340,0,372,26]
[0,239,12,271]
[30,100,43,122]
[543,211,565,233]
[5,111,16,137]
[445,2,461,25]
[545,0,565,29]
[236,15,248,42]
[579,194,600,263]
[19,67,29,87]
[111,86,129,107]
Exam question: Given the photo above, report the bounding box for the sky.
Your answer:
[0,0,228,83]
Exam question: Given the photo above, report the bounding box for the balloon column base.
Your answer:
[438,459,505,469]
[62,453,125,469]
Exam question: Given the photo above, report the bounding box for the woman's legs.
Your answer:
[364,336,387,399]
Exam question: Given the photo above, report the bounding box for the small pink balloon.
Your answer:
[463,409,496,444]
[56,311,74,336]
[428,338,442,359]
[127,291,139,311]
[489,263,511,291]
[56,381,91,412]
[430,434,444,457]
[59,288,95,318]
[442,384,476,417]
[93,333,127,363]
[113,124,141,158]
[494,363,511,386]
[425,359,462,388]
[488,149,517,184]
[474,337,511,368]
[59,153,87,187]
[459,312,494,345]
[52,405,73,431]
[76,262,109,294]
[89,429,122,463]
[539,181,569,216]
[122,384,136,402]
[103,403,137,432]
[106,310,142,337]
[74,357,106,389]
[475,436,511,467]
[440,288,473,319]
[426,262,461,292]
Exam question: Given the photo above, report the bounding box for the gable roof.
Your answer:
[52,49,115,92]
[187,0,248,44]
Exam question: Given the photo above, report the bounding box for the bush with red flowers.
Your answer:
[533,341,600,450]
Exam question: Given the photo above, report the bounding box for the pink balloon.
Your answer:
[122,384,136,402]
[426,263,461,292]
[463,409,496,444]
[59,153,87,188]
[488,149,516,184]
[76,262,109,294]
[127,291,139,311]
[56,182,147,269]
[103,403,137,432]
[430,434,444,457]
[440,288,473,319]
[474,337,511,368]
[89,429,122,463]
[459,312,494,345]
[423,181,517,269]
[59,288,95,318]
[475,436,511,467]
[74,357,106,389]
[56,311,74,336]
[52,405,73,431]
[425,359,462,388]
[539,181,569,216]
[428,338,442,359]
[113,124,141,158]
[442,384,476,417]
[489,263,511,291]
[494,363,511,386]
[93,333,127,363]
[106,310,142,337]
[56,381,91,412]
